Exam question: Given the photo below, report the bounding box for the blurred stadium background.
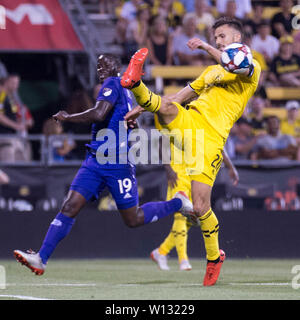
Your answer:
[0,0,300,300]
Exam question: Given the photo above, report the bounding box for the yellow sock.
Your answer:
[199,209,220,261]
[159,214,189,262]
[131,81,161,113]
[158,233,174,256]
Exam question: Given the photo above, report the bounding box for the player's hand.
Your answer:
[124,106,144,122]
[53,111,70,122]
[229,167,239,186]
[126,119,138,129]
[187,38,209,51]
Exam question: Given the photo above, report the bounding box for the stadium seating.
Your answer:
[151,66,300,105]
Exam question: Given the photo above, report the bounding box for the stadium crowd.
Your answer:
[0,0,300,164]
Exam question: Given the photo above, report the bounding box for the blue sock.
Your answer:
[141,198,182,225]
[39,212,75,264]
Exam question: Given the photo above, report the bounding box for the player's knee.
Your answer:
[61,199,80,218]
[193,198,211,217]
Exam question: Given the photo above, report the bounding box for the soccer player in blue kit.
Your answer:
[13,54,193,275]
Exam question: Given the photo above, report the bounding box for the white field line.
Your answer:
[6,283,97,287]
[116,282,291,287]
[0,294,53,300]
[229,282,290,286]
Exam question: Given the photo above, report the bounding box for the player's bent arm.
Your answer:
[187,38,222,65]
[55,100,114,123]
[171,85,198,105]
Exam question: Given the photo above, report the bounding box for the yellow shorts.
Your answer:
[160,103,225,187]
[166,168,192,201]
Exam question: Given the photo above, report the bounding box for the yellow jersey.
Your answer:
[188,59,261,139]
[281,119,300,138]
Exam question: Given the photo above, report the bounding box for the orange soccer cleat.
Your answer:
[203,249,226,286]
[121,48,148,89]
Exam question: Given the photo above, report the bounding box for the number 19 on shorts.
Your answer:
[118,178,132,194]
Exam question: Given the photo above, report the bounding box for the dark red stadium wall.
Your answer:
[1,208,300,259]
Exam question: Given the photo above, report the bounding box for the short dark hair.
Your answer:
[212,17,243,35]
[267,115,280,123]
[97,54,121,76]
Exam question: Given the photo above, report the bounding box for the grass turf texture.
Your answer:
[0,258,299,300]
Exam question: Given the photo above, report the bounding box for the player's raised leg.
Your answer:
[121,48,185,126]
[14,190,86,275]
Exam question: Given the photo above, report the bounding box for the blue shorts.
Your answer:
[70,155,138,210]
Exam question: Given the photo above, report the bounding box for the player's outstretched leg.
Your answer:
[121,48,178,125]
[14,190,86,275]
[121,48,149,89]
[119,191,194,228]
[13,249,45,275]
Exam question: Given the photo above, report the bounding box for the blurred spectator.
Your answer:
[231,118,260,159]
[252,21,280,65]
[243,28,269,94]
[179,0,212,13]
[146,15,173,65]
[3,74,34,161]
[124,4,150,61]
[222,0,239,20]
[99,0,119,15]
[251,115,299,161]
[172,13,210,65]
[269,36,300,87]
[0,169,9,184]
[115,0,145,48]
[0,78,28,163]
[293,30,300,55]
[150,0,185,33]
[280,100,300,145]
[4,74,34,134]
[120,0,143,20]
[244,1,265,35]
[247,96,268,136]
[43,118,76,162]
[271,0,296,39]
[194,0,215,44]
[215,0,252,20]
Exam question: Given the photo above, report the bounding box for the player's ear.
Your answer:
[233,32,242,43]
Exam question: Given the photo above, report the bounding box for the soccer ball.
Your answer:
[221,43,252,74]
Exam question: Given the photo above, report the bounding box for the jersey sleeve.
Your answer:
[188,67,211,95]
[96,77,120,106]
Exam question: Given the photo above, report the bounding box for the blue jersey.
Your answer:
[87,77,134,168]
[71,77,138,209]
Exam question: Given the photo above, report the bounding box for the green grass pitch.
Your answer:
[0,258,299,300]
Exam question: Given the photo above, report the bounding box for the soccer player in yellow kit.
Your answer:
[122,17,261,286]
[149,114,239,271]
